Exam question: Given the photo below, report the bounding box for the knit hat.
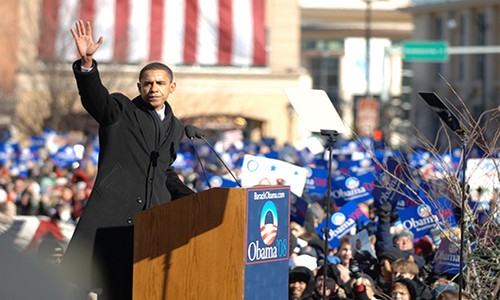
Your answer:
[379,247,405,263]
[393,229,415,244]
[289,266,313,284]
[392,277,418,300]
[323,277,336,291]
[414,236,433,256]
[306,238,330,257]
[299,245,318,258]
[316,264,341,284]
[431,278,458,297]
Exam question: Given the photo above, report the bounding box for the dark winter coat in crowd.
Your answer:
[307,264,353,300]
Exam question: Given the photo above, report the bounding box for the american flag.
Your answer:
[39,0,267,66]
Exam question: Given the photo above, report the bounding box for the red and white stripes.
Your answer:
[39,0,266,66]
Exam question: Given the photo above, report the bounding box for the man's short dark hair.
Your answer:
[139,62,174,82]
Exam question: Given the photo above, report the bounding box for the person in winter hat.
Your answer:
[290,266,316,300]
[391,277,419,300]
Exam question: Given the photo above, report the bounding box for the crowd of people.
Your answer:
[0,123,496,300]
[287,202,470,300]
[0,155,94,229]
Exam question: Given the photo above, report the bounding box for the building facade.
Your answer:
[300,0,414,146]
[4,0,310,146]
[405,0,499,146]
[0,0,422,146]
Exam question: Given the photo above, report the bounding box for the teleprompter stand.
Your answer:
[319,129,339,299]
[418,92,469,300]
[285,88,346,300]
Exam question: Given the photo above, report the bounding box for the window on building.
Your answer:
[476,12,487,81]
[458,14,466,80]
[310,56,339,105]
[301,40,342,106]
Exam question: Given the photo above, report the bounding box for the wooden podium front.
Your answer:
[133,187,290,300]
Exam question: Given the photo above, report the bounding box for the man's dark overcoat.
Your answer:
[61,60,194,300]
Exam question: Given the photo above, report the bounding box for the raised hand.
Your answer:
[70,20,103,68]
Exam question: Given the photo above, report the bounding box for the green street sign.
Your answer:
[402,41,448,62]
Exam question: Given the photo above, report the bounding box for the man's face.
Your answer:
[391,284,411,300]
[137,69,176,111]
[289,280,307,298]
[314,276,336,296]
[395,236,413,251]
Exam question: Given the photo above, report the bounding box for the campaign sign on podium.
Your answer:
[245,186,290,299]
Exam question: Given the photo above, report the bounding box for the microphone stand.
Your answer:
[199,136,242,188]
[458,132,469,300]
[189,138,212,189]
[320,129,338,300]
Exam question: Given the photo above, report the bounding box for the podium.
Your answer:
[133,186,290,300]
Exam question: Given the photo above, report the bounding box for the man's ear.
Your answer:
[408,255,415,263]
[169,82,176,94]
[137,82,140,93]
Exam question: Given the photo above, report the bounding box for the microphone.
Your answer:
[185,125,242,187]
[185,125,200,139]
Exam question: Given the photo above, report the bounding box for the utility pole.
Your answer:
[365,0,372,98]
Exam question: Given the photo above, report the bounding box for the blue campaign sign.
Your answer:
[433,237,460,274]
[332,172,375,206]
[373,157,409,208]
[426,197,457,227]
[290,196,308,226]
[263,150,279,160]
[30,135,46,148]
[304,167,328,196]
[245,187,290,299]
[296,147,315,166]
[51,145,78,169]
[315,201,370,250]
[336,159,354,175]
[398,197,456,239]
[204,173,239,188]
[172,152,194,170]
[0,143,15,164]
[349,158,378,176]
